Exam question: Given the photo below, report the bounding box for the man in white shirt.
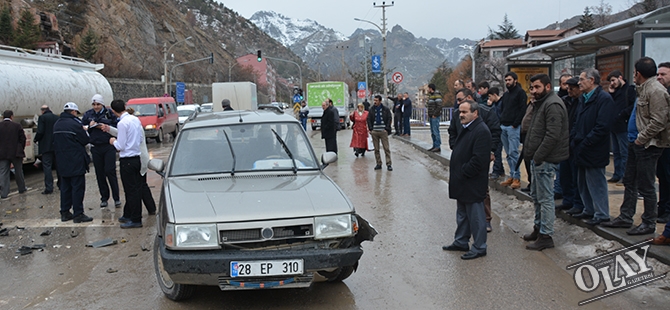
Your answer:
[109,99,144,228]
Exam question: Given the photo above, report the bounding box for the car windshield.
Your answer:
[169,122,319,176]
[178,109,195,117]
[128,104,156,116]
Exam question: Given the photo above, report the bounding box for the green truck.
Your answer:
[306,81,350,130]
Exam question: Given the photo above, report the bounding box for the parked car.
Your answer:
[177,104,200,126]
[148,107,377,301]
[200,103,213,113]
[127,97,179,143]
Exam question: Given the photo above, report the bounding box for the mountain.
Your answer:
[249,11,475,92]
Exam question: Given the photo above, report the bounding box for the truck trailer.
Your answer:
[305,81,350,130]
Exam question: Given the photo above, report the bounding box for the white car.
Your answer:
[177,104,200,126]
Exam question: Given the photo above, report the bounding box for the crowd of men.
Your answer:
[0,95,154,228]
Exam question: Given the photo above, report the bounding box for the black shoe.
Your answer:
[387,165,393,171]
[61,212,74,222]
[526,234,554,251]
[626,223,655,235]
[41,190,53,195]
[118,216,131,223]
[555,204,572,211]
[120,222,143,229]
[521,187,531,193]
[461,250,486,260]
[572,212,594,219]
[73,214,93,223]
[374,165,382,170]
[114,200,122,207]
[600,217,633,228]
[565,207,583,215]
[100,201,108,208]
[442,244,469,252]
[431,148,441,152]
[607,177,621,183]
[427,147,435,152]
[523,225,539,241]
[585,218,608,226]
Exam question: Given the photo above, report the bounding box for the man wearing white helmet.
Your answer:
[82,94,121,208]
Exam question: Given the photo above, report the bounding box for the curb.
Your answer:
[393,135,670,266]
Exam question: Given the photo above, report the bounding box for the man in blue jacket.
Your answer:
[570,68,616,226]
[82,94,120,208]
[53,102,93,223]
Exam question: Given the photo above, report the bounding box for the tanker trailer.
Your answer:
[0,44,113,164]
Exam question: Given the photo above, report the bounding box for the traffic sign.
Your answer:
[357,81,367,90]
[357,89,366,99]
[176,82,185,102]
[293,94,301,103]
[392,72,403,84]
[371,55,381,73]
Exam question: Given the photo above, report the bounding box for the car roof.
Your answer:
[182,109,299,130]
[177,105,198,110]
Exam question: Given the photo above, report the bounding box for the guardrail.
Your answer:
[410,107,454,126]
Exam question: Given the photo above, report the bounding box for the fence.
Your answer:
[411,107,454,126]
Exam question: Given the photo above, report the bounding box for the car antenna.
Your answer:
[234,84,243,122]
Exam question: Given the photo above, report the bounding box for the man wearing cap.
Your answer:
[221,99,233,111]
[52,102,93,223]
[82,94,121,208]
[0,110,28,199]
[560,77,585,216]
[34,105,59,194]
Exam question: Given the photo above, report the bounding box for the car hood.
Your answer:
[165,173,354,223]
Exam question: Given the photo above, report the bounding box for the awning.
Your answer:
[507,6,670,61]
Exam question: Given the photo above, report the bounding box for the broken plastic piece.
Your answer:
[120,238,127,243]
[128,253,138,257]
[86,238,118,248]
[141,245,150,251]
[0,228,8,236]
[16,246,32,255]
[40,230,51,236]
[31,244,46,249]
[106,268,118,273]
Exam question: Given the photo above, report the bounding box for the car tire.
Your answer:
[155,128,163,143]
[318,266,355,282]
[153,235,194,301]
[171,124,179,138]
[312,126,317,131]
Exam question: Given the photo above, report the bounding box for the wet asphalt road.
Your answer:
[0,128,651,309]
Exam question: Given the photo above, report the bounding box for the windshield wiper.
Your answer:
[271,128,297,174]
[222,130,236,176]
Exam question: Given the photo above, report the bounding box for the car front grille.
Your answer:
[220,224,313,243]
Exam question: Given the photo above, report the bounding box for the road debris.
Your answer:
[86,238,117,248]
[128,253,138,257]
[0,227,8,236]
[106,268,118,273]
[120,238,127,243]
[141,245,150,251]
[70,230,78,238]
[15,246,33,255]
[40,230,51,236]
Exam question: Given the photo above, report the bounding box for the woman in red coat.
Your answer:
[349,103,369,157]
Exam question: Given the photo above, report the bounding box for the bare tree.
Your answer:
[591,0,613,28]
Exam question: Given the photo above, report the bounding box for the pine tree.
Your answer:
[577,7,595,33]
[77,28,98,60]
[488,14,520,40]
[0,6,12,45]
[12,9,41,49]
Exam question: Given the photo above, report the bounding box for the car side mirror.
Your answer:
[148,158,165,177]
[321,152,337,168]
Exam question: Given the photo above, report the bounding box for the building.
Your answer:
[236,54,277,102]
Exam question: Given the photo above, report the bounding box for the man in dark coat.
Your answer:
[402,92,412,136]
[367,95,393,171]
[221,99,234,111]
[321,99,337,153]
[0,110,27,199]
[53,102,93,223]
[570,68,616,225]
[82,94,121,207]
[499,72,528,190]
[443,100,491,260]
[560,78,586,215]
[449,88,501,232]
[34,105,59,194]
[388,93,403,135]
[606,70,637,183]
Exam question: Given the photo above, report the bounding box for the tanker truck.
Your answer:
[0,44,113,164]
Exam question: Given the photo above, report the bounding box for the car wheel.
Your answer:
[155,128,163,143]
[312,126,317,131]
[318,266,355,282]
[153,235,194,301]
[171,124,179,138]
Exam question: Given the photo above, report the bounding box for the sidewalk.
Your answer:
[394,127,670,265]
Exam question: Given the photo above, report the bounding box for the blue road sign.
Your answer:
[293,94,301,103]
[371,55,381,73]
[176,82,185,102]
[358,81,367,90]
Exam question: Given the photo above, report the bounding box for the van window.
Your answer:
[127,104,157,116]
[171,103,177,114]
[158,104,165,117]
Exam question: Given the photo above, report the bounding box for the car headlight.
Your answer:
[164,223,219,249]
[314,214,357,240]
[145,124,156,130]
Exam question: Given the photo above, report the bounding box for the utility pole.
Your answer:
[374,1,393,106]
[359,37,369,101]
[335,45,349,79]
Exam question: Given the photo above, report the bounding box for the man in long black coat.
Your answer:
[0,110,27,198]
[321,99,337,153]
[443,100,491,260]
[34,105,60,194]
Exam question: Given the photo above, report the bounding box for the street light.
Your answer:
[354,17,388,105]
[163,36,192,94]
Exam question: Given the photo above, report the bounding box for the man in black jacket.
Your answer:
[0,110,27,199]
[367,95,393,171]
[34,105,59,194]
[82,94,121,208]
[443,100,491,260]
[499,72,527,190]
[320,99,337,153]
[53,102,93,223]
[450,88,501,232]
[388,93,403,135]
[606,71,636,183]
[560,77,586,215]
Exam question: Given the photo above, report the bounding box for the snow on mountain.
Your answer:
[250,11,346,47]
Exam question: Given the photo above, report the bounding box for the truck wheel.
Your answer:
[155,128,163,143]
[318,266,355,282]
[154,235,194,301]
[171,124,179,138]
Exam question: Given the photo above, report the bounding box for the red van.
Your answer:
[127,97,179,142]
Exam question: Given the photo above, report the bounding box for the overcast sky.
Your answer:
[225,0,634,40]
